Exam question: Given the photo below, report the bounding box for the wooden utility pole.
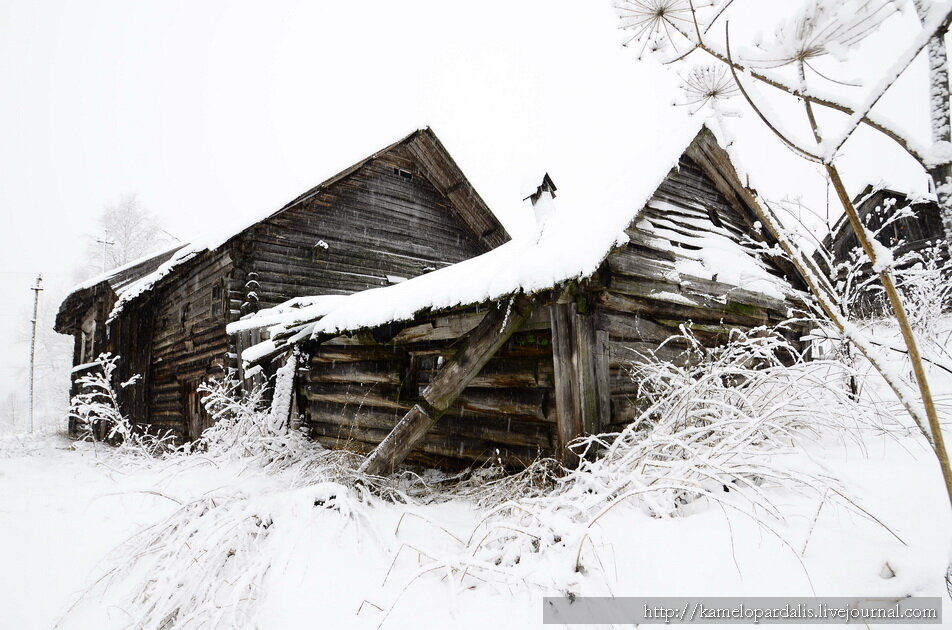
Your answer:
[29,274,43,433]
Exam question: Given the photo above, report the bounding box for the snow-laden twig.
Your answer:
[67,353,176,457]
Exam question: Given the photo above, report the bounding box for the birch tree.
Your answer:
[913,0,952,237]
[84,194,173,277]
[614,0,952,505]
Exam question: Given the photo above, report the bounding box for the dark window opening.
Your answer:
[706,206,724,228]
[181,303,190,328]
[212,286,223,317]
[392,167,413,181]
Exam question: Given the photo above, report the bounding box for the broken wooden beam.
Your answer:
[359,294,536,476]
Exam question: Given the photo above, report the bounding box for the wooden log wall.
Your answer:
[143,249,234,440]
[596,155,808,430]
[300,305,559,470]
[238,150,491,312]
[119,146,500,441]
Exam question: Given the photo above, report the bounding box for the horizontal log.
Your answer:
[302,382,408,411]
[389,312,485,344]
[310,345,401,363]
[452,388,549,421]
[310,420,543,469]
[597,287,768,328]
[301,381,550,421]
[308,361,402,385]
[596,310,679,343]
[607,250,681,283]
[608,339,699,368]
[678,274,790,313]
[417,357,552,389]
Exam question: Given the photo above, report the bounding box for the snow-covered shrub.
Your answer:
[194,369,372,488]
[565,328,863,517]
[451,328,886,578]
[84,482,374,630]
[67,353,174,456]
[64,370,386,629]
[892,245,952,342]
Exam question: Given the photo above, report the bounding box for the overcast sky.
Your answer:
[0,0,940,402]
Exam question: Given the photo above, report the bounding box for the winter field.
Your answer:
[1,321,951,630]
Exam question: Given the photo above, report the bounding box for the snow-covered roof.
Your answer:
[827,183,938,244]
[54,244,185,332]
[64,243,184,298]
[58,126,507,325]
[232,123,801,365]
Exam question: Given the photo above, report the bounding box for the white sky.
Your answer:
[0,0,940,398]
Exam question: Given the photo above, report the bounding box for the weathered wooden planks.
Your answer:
[359,295,537,475]
[96,131,509,439]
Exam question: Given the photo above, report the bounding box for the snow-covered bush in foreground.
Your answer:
[892,245,952,343]
[63,330,902,629]
[569,329,870,518]
[67,353,175,456]
[83,482,376,630]
[439,330,889,586]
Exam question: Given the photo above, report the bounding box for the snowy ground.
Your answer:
[1,324,951,629]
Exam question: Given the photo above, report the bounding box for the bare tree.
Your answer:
[0,391,25,434]
[85,194,173,276]
[913,0,952,236]
[614,0,952,505]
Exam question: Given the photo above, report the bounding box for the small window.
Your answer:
[706,206,724,228]
[181,303,190,328]
[392,167,413,181]
[211,286,222,317]
[79,331,87,364]
[212,284,225,317]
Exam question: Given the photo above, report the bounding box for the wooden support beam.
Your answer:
[359,294,536,476]
[549,295,609,467]
[550,301,583,468]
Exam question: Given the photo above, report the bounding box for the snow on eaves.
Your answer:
[57,243,186,322]
[106,245,201,321]
[231,121,796,363]
[61,244,183,297]
[88,126,434,322]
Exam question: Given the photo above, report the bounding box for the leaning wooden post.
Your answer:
[359,294,535,476]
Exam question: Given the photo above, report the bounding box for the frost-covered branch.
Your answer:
[617,0,951,168]
[820,4,952,162]
[67,353,175,456]
[617,0,952,508]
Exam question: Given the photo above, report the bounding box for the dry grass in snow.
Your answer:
[1,327,947,629]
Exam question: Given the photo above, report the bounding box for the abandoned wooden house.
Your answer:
[824,185,947,313]
[54,128,510,440]
[233,125,810,473]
